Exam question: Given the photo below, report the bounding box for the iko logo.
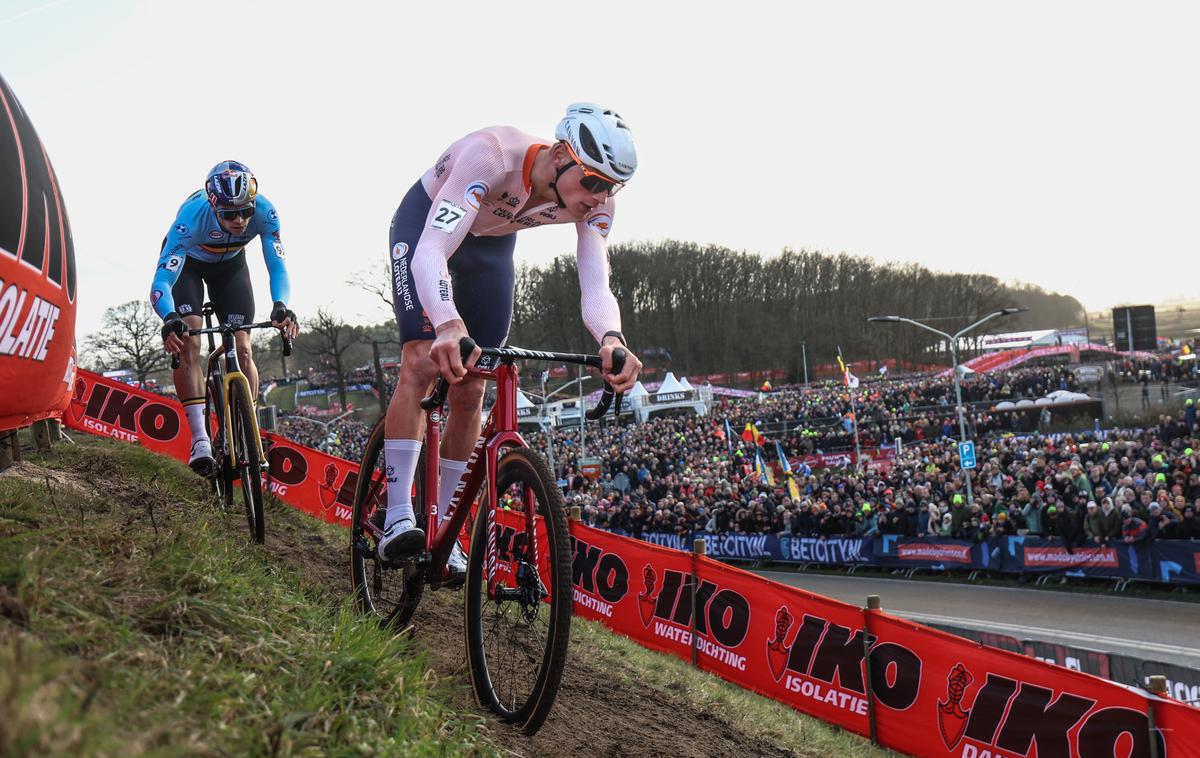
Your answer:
[267,443,358,515]
[765,604,922,717]
[569,535,629,618]
[317,462,343,511]
[637,565,750,651]
[937,663,1167,757]
[72,381,181,444]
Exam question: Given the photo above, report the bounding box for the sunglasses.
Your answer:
[564,143,624,196]
[217,205,255,221]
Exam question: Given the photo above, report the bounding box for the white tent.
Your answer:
[658,372,687,395]
[679,376,694,390]
[627,381,649,398]
[517,390,535,410]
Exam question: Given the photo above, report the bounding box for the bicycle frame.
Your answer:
[202,311,266,467]
[358,360,529,597]
[360,339,624,599]
[424,360,528,599]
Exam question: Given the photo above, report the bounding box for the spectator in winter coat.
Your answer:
[991,510,1018,537]
[921,504,940,537]
[1084,501,1107,544]
[1147,504,1178,540]
[1175,506,1200,540]
[1121,506,1150,545]
[1096,497,1122,544]
[1022,498,1046,536]
[1046,505,1084,551]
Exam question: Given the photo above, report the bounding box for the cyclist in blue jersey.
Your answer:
[151,161,299,474]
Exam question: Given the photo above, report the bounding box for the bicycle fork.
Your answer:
[221,370,266,474]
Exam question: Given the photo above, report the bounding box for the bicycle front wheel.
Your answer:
[349,419,425,629]
[228,380,264,544]
[465,447,571,735]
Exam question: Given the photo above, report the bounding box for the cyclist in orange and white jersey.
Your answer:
[379,104,643,571]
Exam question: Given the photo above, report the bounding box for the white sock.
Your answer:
[438,458,470,525]
[383,439,423,530]
[183,400,208,443]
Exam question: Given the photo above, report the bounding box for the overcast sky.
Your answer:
[4,0,1198,337]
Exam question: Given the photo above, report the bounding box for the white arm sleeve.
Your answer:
[411,133,506,331]
[576,205,622,344]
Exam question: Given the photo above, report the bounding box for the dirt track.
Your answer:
[265,502,797,758]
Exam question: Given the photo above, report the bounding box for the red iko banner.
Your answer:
[691,558,874,736]
[65,370,1200,756]
[570,520,1200,756]
[64,370,357,529]
[0,74,78,431]
[867,612,1182,758]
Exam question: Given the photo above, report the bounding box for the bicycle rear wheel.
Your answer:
[350,419,425,629]
[204,375,234,506]
[228,380,264,544]
[465,447,571,735]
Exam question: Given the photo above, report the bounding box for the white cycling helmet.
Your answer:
[555,103,637,183]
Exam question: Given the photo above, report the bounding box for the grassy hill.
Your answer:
[0,436,892,757]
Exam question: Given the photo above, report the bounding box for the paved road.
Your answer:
[756,570,1200,667]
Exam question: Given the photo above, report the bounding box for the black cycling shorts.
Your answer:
[388,180,517,357]
[172,252,255,325]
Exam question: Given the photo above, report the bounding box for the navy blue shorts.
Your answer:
[389,181,517,354]
[160,235,254,324]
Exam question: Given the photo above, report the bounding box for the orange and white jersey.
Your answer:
[410,126,619,341]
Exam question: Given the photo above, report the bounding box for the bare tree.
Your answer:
[346,261,394,313]
[305,309,359,412]
[83,300,171,384]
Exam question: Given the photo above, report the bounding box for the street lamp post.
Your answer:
[867,307,1023,507]
[539,370,555,477]
[536,373,595,480]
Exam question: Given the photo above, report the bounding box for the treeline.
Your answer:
[509,240,1084,377]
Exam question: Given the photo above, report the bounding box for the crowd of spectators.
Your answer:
[553,410,1199,547]
[277,406,371,460]
[267,358,1199,543]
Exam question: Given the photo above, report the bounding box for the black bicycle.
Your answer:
[172,302,291,543]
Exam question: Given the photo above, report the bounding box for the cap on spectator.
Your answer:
[861,504,872,514]
[1087,501,1097,509]
[1102,442,1110,452]
[952,494,964,505]
[1187,448,1195,456]
[1156,472,1167,484]
[1047,505,1057,514]
[1153,454,1165,466]
[1188,398,1194,406]
[997,511,1007,521]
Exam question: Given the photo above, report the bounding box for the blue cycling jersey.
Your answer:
[150,190,291,319]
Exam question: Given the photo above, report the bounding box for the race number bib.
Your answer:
[430,200,467,233]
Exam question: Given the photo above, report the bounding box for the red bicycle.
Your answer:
[350,338,625,734]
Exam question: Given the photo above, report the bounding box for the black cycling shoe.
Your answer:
[377,518,425,563]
